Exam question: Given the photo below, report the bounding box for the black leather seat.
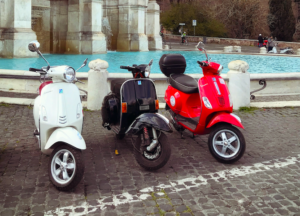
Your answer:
[169,74,198,94]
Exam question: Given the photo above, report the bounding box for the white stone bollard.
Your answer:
[227,60,250,110]
[297,48,300,55]
[164,45,169,50]
[224,46,233,53]
[260,47,267,54]
[234,46,241,53]
[87,59,109,111]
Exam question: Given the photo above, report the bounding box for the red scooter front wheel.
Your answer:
[208,124,246,163]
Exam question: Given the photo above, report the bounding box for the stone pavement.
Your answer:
[0,105,300,216]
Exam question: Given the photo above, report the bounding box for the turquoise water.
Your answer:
[0,51,300,74]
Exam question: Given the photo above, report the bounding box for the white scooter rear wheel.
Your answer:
[49,144,85,191]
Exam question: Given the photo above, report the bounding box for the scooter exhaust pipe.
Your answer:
[146,128,159,152]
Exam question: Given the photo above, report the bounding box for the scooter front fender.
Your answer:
[126,113,173,135]
[206,112,244,129]
[45,127,86,150]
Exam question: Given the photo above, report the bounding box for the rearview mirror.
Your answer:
[28,41,40,52]
[83,58,88,67]
[148,59,153,66]
[196,42,205,51]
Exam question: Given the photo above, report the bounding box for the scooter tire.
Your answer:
[208,124,246,164]
[134,131,171,171]
[116,134,126,140]
[48,144,85,191]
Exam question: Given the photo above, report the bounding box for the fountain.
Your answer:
[0,0,162,58]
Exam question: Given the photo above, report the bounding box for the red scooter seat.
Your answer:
[169,74,199,94]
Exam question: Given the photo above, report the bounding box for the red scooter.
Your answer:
[160,42,246,163]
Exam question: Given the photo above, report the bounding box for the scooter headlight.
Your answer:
[64,67,76,83]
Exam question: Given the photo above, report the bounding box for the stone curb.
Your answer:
[1,97,300,109]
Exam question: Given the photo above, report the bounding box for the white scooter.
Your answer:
[28,41,87,191]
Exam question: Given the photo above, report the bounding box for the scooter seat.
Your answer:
[169,74,198,94]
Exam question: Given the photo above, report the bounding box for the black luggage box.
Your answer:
[159,54,186,77]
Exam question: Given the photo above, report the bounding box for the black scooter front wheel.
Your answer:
[134,130,171,171]
[208,124,246,164]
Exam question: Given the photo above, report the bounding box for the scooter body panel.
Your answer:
[33,95,41,129]
[34,82,84,155]
[206,112,244,129]
[165,73,235,135]
[126,113,173,135]
[118,79,158,134]
[44,127,86,150]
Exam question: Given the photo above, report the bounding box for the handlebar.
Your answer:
[197,61,209,67]
[120,66,129,70]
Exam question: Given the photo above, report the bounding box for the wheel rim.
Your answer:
[51,149,76,185]
[144,144,161,160]
[212,129,240,159]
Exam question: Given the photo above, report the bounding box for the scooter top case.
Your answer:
[110,78,158,134]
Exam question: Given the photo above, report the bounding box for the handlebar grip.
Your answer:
[197,61,208,67]
[29,68,43,72]
[120,66,129,70]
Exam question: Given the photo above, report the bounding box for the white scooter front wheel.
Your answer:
[49,144,85,191]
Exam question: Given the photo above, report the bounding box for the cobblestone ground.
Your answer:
[0,105,300,216]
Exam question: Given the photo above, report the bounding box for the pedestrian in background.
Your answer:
[258,34,263,47]
[267,36,275,52]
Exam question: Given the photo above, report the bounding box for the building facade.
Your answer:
[0,0,162,58]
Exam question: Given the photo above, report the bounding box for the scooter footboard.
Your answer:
[126,113,173,135]
[44,127,86,151]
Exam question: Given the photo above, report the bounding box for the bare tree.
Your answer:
[206,0,269,38]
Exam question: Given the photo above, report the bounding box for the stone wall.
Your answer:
[164,34,300,49]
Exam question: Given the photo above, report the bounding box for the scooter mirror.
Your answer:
[28,41,40,52]
[148,59,153,66]
[83,58,88,66]
[196,42,205,51]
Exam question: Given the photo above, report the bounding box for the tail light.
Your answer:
[155,100,159,110]
[122,102,127,113]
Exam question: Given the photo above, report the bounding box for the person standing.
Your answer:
[258,34,263,47]
[267,36,275,52]
[181,32,186,44]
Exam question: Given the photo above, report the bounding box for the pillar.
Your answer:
[147,0,162,50]
[87,59,109,111]
[81,0,106,54]
[117,1,149,51]
[0,0,37,58]
[65,0,83,54]
[50,0,68,54]
[66,0,107,54]
[227,60,250,110]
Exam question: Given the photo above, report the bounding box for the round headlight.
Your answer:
[64,67,75,83]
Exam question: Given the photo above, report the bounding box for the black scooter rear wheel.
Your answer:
[134,130,171,171]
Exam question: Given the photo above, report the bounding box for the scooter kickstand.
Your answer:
[181,132,184,139]
[192,134,195,139]
[115,142,120,156]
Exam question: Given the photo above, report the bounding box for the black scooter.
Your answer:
[101,60,173,170]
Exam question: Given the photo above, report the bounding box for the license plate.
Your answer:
[140,105,150,111]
